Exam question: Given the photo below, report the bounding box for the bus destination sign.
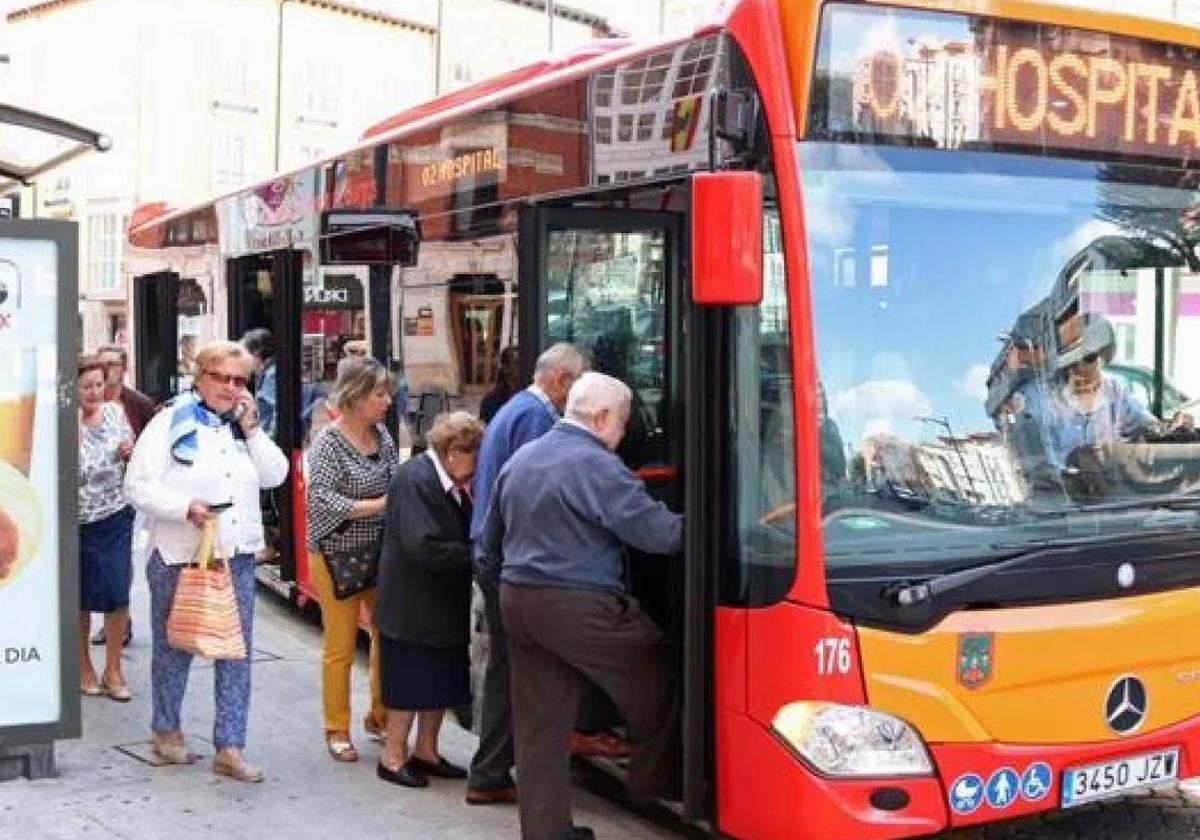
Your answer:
[812,5,1200,162]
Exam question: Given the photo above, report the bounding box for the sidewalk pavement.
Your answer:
[0,570,679,840]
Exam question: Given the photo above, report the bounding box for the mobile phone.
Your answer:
[220,403,246,423]
[208,501,234,513]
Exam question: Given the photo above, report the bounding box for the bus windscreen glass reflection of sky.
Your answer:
[802,143,1200,564]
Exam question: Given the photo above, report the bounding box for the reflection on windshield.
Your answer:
[803,144,1200,565]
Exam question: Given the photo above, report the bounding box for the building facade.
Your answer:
[7,0,609,352]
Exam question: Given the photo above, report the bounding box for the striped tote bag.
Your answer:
[167,520,247,660]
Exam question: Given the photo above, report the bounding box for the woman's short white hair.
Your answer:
[565,371,632,421]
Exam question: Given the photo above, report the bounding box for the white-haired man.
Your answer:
[467,342,589,805]
[479,371,683,840]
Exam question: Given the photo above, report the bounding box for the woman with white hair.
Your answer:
[374,411,486,788]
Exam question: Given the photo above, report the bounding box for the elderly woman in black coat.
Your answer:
[374,410,485,788]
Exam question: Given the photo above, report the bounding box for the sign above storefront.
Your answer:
[217,172,316,258]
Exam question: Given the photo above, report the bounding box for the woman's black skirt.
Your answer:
[380,634,470,711]
[79,505,134,614]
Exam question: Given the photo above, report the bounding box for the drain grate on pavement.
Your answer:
[114,734,214,767]
[191,647,283,670]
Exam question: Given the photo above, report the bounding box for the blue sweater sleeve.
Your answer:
[592,458,683,556]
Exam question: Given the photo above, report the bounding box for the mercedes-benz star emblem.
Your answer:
[1105,675,1148,735]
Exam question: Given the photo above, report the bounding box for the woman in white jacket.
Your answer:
[125,340,288,782]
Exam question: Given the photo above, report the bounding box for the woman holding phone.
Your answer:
[126,340,289,782]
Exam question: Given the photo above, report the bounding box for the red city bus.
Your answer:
[127,1,1200,837]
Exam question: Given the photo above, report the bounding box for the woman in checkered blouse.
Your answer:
[305,356,398,763]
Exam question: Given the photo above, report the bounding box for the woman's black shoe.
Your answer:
[407,755,468,779]
[377,761,429,788]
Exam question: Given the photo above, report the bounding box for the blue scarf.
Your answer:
[169,392,238,465]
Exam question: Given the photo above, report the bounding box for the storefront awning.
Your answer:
[0,103,110,191]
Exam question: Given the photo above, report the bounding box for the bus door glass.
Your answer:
[133,271,179,404]
[522,205,684,629]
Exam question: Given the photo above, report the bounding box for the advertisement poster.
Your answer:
[0,223,78,739]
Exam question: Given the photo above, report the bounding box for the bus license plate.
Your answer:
[1061,748,1180,807]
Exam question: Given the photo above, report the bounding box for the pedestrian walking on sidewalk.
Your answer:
[125,340,289,782]
[478,372,684,840]
[305,356,397,763]
[77,354,136,702]
[374,411,484,789]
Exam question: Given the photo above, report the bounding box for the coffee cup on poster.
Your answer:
[0,346,36,477]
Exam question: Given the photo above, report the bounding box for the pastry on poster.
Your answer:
[0,458,42,587]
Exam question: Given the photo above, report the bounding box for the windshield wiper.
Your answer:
[887,532,1156,609]
[1035,495,1200,516]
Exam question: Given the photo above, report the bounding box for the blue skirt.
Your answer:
[380,634,470,711]
[79,505,134,613]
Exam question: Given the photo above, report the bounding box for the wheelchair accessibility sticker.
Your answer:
[949,773,985,815]
[1021,762,1053,802]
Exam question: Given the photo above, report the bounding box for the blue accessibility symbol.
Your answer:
[949,772,985,815]
[986,767,1021,810]
[1021,762,1053,802]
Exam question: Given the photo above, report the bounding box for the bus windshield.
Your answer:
[802,143,1200,571]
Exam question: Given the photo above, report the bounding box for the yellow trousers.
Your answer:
[309,551,385,733]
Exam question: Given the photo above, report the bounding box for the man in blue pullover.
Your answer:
[466,343,588,805]
[479,372,683,840]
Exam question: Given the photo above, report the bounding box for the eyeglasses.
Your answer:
[346,347,367,357]
[203,369,249,388]
[1079,353,1101,365]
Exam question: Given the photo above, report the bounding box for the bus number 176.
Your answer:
[814,637,852,676]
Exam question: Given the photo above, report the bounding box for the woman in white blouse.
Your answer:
[125,340,288,782]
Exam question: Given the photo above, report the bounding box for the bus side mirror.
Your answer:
[691,171,763,305]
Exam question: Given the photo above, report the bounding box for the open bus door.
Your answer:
[227,249,305,594]
[518,204,717,823]
[133,271,180,404]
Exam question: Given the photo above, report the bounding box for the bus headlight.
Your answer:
[771,702,933,777]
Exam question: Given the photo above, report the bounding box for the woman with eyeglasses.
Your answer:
[125,340,289,782]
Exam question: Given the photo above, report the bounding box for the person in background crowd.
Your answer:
[92,344,156,648]
[77,354,136,701]
[478,372,683,840]
[125,340,289,782]
[241,328,277,438]
[479,346,519,424]
[98,344,157,436]
[466,343,589,805]
[306,356,397,762]
[374,411,484,789]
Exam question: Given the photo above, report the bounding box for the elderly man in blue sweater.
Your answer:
[479,372,683,840]
[466,342,588,805]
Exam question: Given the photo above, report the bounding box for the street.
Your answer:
[6,572,1200,840]
[0,576,675,840]
[935,787,1200,840]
